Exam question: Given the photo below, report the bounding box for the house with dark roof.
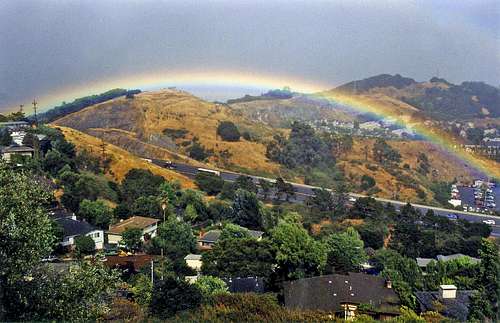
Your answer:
[222,277,266,293]
[55,216,104,250]
[197,228,264,250]
[416,285,475,322]
[284,273,401,320]
[107,216,159,246]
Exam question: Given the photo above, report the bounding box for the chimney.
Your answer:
[385,279,392,289]
[439,285,457,299]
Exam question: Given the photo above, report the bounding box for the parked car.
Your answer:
[446,214,458,220]
[483,219,496,225]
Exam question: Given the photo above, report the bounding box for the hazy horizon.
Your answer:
[1,0,499,113]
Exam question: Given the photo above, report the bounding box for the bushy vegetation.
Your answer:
[217,121,241,142]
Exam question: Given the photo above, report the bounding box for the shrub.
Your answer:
[75,235,95,256]
[217,121,241,141]
[150,277,202,318]
[360,175,376,190]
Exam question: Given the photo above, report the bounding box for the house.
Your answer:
[416,254,480,269]
[0,121,29,130]
[55,216,104,250]
[184,254,203,272]
[222,277,266,293]
[197,228,264,250]
[107,216,159,246]
[1,145,34,161]
[416,285,475,321]
[284,273,401,320]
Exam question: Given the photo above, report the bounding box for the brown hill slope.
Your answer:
[54,125,195,187]
[53,89,487,203]
[53,89,281,175]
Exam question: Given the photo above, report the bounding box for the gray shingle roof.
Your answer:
[199,230,221,243]
[416,290,475,321]
[55,217,98,237]
[284,273,400,314]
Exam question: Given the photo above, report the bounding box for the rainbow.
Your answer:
[16,70,500,179]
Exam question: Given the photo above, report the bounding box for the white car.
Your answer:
[483,219,496,225]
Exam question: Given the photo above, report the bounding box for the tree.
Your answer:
[477,238,500,318]
[325,227,367,273]
[360,175,376,190]
[0,129,12,146]
[195,172,224,195]
[78,199,112,229]
[151,218,196,260]
[207,200,234,223]
[75,235,96,256]
[122,228,143,251]
[270,222,327,279]
[0,163,55,319]
[113,203,131,220]
[372,138,401,165]
[232,189,263,230]
[235,175,258,193]
[219,223,253,240]
[307,188,336,212]
[217,121,241,142]
[194,276,228,301]
[274,177,296,202]
[201,238,274,278]
[187,141,212,161]
[121,169,164,205]
[150,277,202,318]
[10,261,119,321]
[131,195,162,218]
[258,178,272,200]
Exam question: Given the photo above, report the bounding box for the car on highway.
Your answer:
[446,214,458,220]
[483,219,496,225]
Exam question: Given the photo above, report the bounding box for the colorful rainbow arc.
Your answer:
[18,70,500,179]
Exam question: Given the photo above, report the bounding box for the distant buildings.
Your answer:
[416,254,480,269]
[197,229,264,250]
[1,145,35,161]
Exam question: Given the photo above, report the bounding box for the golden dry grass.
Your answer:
[54,125,195,188]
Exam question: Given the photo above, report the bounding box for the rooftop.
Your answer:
[108,216,159,235]
[184,254,202,261]
[55,217,99,237]
[1,145,35,153]
[199,228,264,243]
[416,290,475,321]
[284,273,400,314]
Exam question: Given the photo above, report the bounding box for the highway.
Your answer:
[150,159,500,237]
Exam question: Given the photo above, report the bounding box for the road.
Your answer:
[150,159,500,237]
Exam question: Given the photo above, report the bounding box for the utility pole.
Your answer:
[150,259,154,285]
[32,99,38,126]
[19,104,24,113]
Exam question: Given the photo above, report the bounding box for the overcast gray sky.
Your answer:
[1,0,499,112]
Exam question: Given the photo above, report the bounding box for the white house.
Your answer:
[184,254,203,272]
[55,216,104,250]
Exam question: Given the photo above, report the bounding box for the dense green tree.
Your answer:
[0,163,55,318]
[307,188,336,212]
[477,238,500,317]
[151,218,196,260]
[217,121,241,142]
[202,238,274,278]
[325,227,367,273]
[131,195,162,218]
[122,228,143,251]
[187,141,212,161]
[195,172,224,195]
[270,222,327,279]
[358,224,387,249]
[360,174,376,190]
[274,177,296,202]
[43,149,70,175]
[258,178,273,200]
[150,277,202,318]
[78,199,112,229]
[9,261,119,321]
[75,235,96,256]
[113,203,131,220]
[235,175,258,193]
[219,223,253,240]
[466,127,484,144]
[0,129,12,146]
[120,169,164,205]
[178,189,208,221]
[195,276,229,301]
[232,189,263,230]
[207,200,234,223]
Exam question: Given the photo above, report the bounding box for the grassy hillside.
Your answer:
[52,89,493,203]
[54,125,195,188]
